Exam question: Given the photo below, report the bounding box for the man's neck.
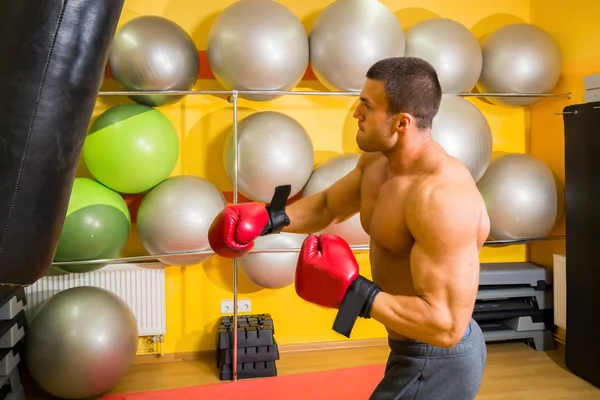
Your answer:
[383,129,435,175]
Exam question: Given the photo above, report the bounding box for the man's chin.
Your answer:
[356,139,371,153]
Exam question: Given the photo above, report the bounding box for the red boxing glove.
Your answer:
[208,203,269,258]
[295,234,381,337]
[208,185,291,258]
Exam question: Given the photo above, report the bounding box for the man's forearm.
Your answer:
[282,192,336,234]
[369,292,464,348]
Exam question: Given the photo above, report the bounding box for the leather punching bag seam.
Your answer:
[0,1,69,260]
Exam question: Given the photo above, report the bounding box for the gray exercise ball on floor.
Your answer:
[109,15,199,107]
[24,286,138,400]
[136,175,227,266]
[309,0,405,92]
[404,18,482,93]
[476,153,560,240]
[477,23,562,107]
[207,0,309,101]
[431,95,493,183]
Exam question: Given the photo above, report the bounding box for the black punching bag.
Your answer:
[0,0,124,288]
[563,101,600,388]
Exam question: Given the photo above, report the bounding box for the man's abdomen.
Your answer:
[370,245,417,340]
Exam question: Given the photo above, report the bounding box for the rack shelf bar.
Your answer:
[97,89,572,98]
[51,235,565,267]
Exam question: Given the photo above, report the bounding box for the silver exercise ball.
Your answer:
[309,0,405,92]
[404,18,482,93]
[431,95,493,182]
[477,23,563,107]
[302,153,370,245]
[136,175,227,266]
[476,153,560,240]
[240,233,307,289]
[109,16,199,107]
[207,0,309,101]
[25,286,138,400]
[223,112,315,203]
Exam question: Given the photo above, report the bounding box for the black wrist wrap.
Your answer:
[260,184,291,236]
[332,275,382,338]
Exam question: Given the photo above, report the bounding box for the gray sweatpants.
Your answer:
[369,319,487,400]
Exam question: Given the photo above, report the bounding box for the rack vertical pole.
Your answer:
[231,90,239,381]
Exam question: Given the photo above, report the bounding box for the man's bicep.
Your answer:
[323,160,365,222]
[409,235,480,300]
[407,186,482,303]
[323,167,362,221]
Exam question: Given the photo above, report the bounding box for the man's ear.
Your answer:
[394,112,414,132]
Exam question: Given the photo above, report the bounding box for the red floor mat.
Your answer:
[100,363,386,400]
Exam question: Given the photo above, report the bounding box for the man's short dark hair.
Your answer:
[366,57,442,130]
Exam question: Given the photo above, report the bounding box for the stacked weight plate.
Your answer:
[216,314,279,380]
[0,288,26,400]
[475,262,554,351]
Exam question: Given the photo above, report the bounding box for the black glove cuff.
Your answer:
[261,184,291,235]
[332,275,381,338]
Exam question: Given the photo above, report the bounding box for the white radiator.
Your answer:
[24,263,166,337]
[553,254,567,330]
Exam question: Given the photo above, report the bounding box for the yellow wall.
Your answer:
[87,0,536,354]
[528,0,600,268]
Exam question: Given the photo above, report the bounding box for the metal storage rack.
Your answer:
[52,87,570,381]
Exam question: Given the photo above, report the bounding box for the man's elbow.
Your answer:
[432,330,463,348]
[429,315,464,348]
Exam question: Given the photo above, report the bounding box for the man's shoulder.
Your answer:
[410,173,480,212]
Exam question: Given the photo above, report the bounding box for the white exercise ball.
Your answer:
[477,23,563,107]
[404,18,482,93]
[302,153,370,245]
[309,0,405,91]
[108,16,199,107]
[431,95,493,182]
[207,0,309,101]
[223,111,315,203]
[239,233,307,289]
[476,153,560,240]
[136,175,227,266]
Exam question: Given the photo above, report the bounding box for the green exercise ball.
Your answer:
[53,178,131,273]
[83,104,180,194]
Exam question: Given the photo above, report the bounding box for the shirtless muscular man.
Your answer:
[208,57,490,399]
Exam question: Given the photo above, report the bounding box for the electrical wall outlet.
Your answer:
[238,298,251,312]
[220,298,251,314]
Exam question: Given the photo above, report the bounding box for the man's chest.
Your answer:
[359,169,414,254]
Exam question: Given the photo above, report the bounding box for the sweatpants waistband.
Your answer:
[387,319,483,358]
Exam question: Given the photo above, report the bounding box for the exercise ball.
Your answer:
[477,23,562,107]
[25,286,138,399]
[136,175,227,266]
[223,111,314,203]
[53,178,131,274]
[302,153,370,245]
[309,0,405,91]
[239,233,307,289]
[108,15,199,107]
[476,153,560,240]
[431,95,493,182]
[84,104,180,194]
[207,0,308,101]
[404,18,482,93]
